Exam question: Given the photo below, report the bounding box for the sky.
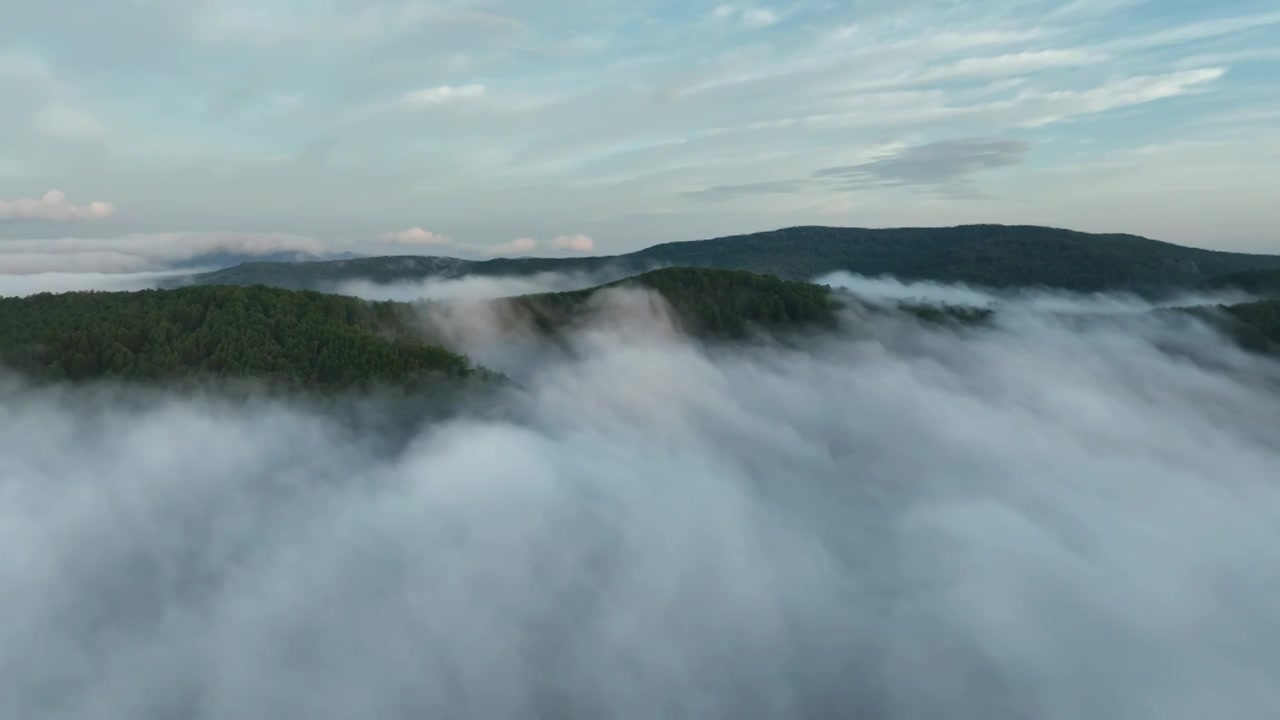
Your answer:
[1,0,1278,267]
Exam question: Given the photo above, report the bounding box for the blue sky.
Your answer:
[1,0,1278,269]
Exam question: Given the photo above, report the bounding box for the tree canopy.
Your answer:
[0,285,473,388]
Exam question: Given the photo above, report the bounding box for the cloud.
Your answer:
[0,190,115,223]
[400,84,487,107]
[915,49,1105,83]
[683,180,813,200]
[688,138,1030,202]
[1013,67,1227,127]
[380,230,543,257]
[486,237,539,256]
[2,279,1280,717]
[0,269,193,298]
[813,137,1031,194]
[0,231,324,274]
[385,227,453,245]
[818,271,1255,313]
[33,105,107,140]
[331,270,611,303]
[550,234,595,252]
[712,5,779,29]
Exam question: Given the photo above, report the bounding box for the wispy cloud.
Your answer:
[713,5,780,29]
[401,84,488,107]
[0,0,1275,251]
[0,231,323,273]
[814,137,1032,195]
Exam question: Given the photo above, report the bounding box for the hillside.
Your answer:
[6,269,1280,391]
[491,267,843,340]
[0,285,474,387]
[1199,268,1280,298]
[180,225,1280,294]
[1188,300,1280,354]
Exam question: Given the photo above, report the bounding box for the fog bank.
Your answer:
[0,269,202,297]
[818,271,1255,313]
[2,284,1279,719]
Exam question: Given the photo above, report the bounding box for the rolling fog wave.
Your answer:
[818,271,1256,313]
[2,285,1280,719]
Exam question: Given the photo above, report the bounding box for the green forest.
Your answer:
[0,285,472,387]
[3,266,1279,390]
[494,267,843,339]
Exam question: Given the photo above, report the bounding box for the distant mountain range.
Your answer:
[175,225,1280,295]
[169,250,365,271]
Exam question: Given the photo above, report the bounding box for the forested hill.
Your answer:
[491,267,843,339]
[4,268,1280,390]
[180,225,1280,294]
[0,269,842,386]
[0,286,473,387]
[1199,268,1280,297]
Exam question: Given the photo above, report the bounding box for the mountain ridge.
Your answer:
[177,224,1280,294]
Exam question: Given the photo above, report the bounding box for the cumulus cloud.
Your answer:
[550,234,595,252]
[380,230,542,257]
[0,231,325,275]
[384,227,453,245]
[0,190,115,223]
[1,280,1279,718]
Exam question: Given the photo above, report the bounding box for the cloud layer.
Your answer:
[2,282,1279,718]
[0,231,324,276]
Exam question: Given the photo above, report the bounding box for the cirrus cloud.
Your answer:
[401,84,487,107]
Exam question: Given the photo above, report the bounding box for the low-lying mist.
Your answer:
[3,278,1279,719]
[0,269,203,298]
[328,269,620,304]
[818,271,1256,313]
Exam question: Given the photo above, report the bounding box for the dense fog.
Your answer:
[2,276,1279,719]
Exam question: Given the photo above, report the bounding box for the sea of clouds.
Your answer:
[2,273,1279,719]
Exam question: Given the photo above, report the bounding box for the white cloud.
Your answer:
[3,283,1280,717]
[385,227,453,245]
[916,49,1105,83]
[0,190,115,223]
[551,234,595,252]
[1015,67,1226,127]
[380,230,541,257]
[486,237,538,256]
[740,8,779,28]
[712,5,779,29]
[401,84,487,107]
